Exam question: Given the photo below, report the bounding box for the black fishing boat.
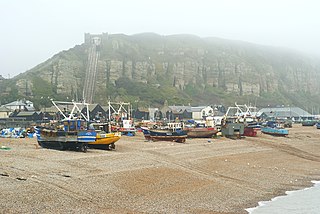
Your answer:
[148,129,187,143]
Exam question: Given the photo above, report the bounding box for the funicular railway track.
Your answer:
[83,38,100,103]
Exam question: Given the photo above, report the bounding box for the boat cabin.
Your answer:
[167,122,183,130]
[63,119,87,132]
[91,123,110,133]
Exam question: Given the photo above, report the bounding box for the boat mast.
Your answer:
[51,99,90,121]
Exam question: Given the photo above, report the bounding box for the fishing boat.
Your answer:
[141,127,151,140]
[243,127,257,137]
[301,120,317,126]
[221,103,259,138]
[243,122,262,137]
[111,120,136,135]
[36,100,120,152]
[149,129,187,143]
[143,122,186,143]
[261,120,288,136]
[261,126,288,136]
[183,119,218,138]
[36,120,95,152]
[221,122,244,138]
[185,127,218,138]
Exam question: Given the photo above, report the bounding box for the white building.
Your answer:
[3,100,35,111]
[190,106,214,120]
[0,106,11,118]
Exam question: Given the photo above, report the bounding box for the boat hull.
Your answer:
[37,128,90,152]
[261,127,288,136]
[243,127,257,137]
[302,120,317,126]
[88,133,120,150]
[149,129,187,143]
[141,127,151,140]
[185,127,218,138]
[36,128,120,151]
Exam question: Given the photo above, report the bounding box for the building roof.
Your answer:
[4,100,26,107]
[100,106,109,112]
[41,106,58,113]
[86,104,99,111]
[25,106,35,111]
[190,106,211,112]
[135,107,148,112]
[214,110,225,116]
[16,111,38,117]
[166,106,214,114]
[257,107,311,118]
[0,106,11,112]
[168,106,191,114]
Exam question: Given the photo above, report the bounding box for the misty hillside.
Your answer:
[1,33,320,111]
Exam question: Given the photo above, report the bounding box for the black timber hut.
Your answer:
[81,104,106,121]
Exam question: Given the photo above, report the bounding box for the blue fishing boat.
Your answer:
[141,127,151,140]
[36,119,96,152]
[261,127,288,136]
[36,100,120,152]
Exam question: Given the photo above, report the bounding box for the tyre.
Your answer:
[79,143,88,153]
[110,143,115,150]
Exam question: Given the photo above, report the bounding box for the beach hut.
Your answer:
[14,111,42,121]
[81,104,106,121]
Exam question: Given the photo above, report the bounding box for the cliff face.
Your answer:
[100,34,320,96]
[9,33,320,107]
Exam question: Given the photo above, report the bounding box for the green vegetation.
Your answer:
[106,77,190,107]
[0,79,19,105]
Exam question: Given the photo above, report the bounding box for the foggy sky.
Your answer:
[1,0,320,78]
